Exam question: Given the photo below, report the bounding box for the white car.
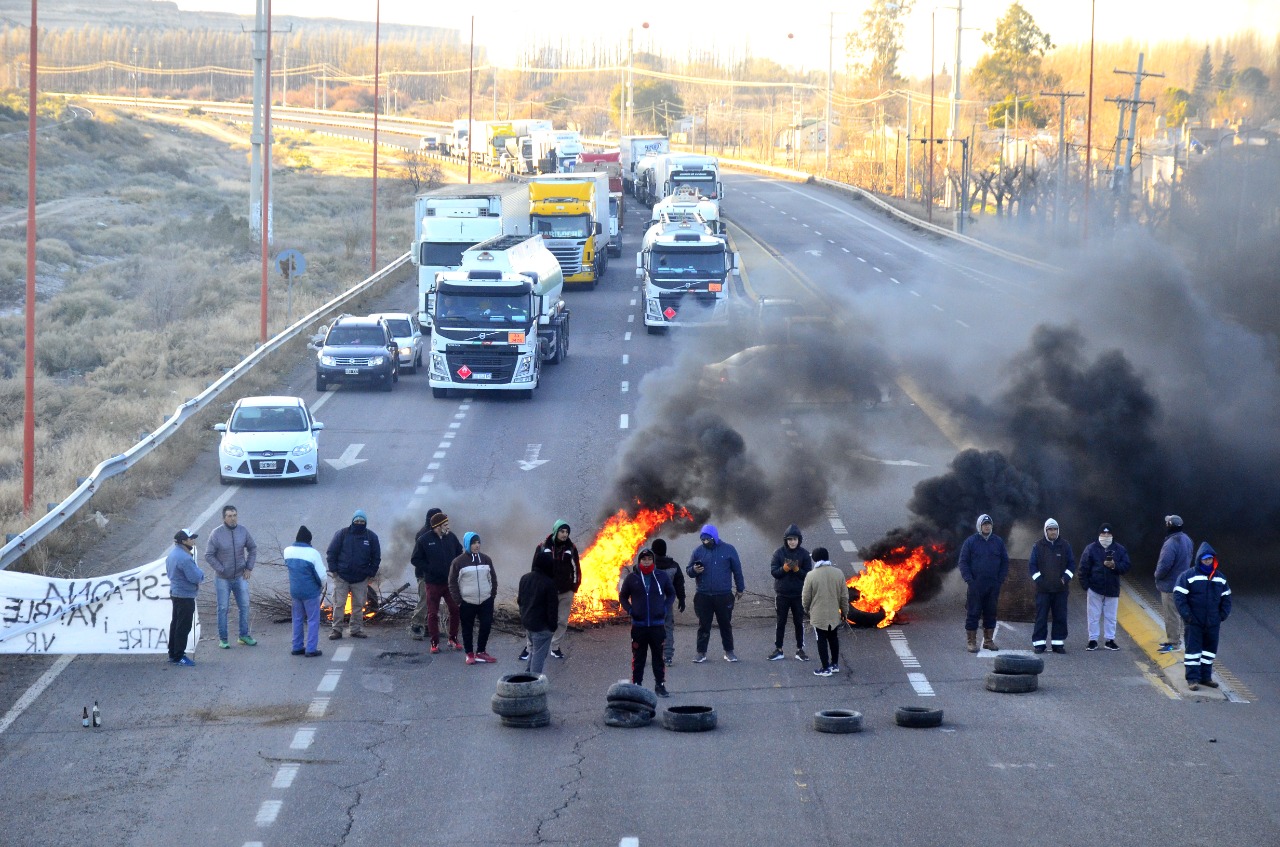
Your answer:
[213,395,323,485]
[368,312,423,373]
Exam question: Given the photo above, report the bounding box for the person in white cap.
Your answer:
[958,514,1009,653]
[1029,518,1074,654]
[1154,515,1192,653]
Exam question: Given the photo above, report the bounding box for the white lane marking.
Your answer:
[307,697,330,717]
[0,654,75,737]
[273,763,300,788]
[421,474,434,484]
[333,645,353,662]
[629,298,637,306]
[453,413,466,420]
[443,432,455,439]
[828,518,848,535]
[841,247,850,253]
[857,256,867,263]
[956,319,970,328]
[802,222,809,228]
[318,670,342,692]
[255,800,283,826]
[458,403,470,410]
[890,277,901,284]
[290,728,316,750]
[908,673,936,696]
[627,314,635,323]
[622,354,629,365]
[310,390,335,413]
[191,488,240,534]
[872,267,882,273]
[437,442,451,450]
[427,462,440,470]
[620,381,629,393]
[840,540,857,553]
[449,422,461,429]
[624,332,632,341]
[432,452,446,459]
[910,290,922,297]
[932,304,944,312]
[244,842,264,847]
[620,414,629,429]
[827,238,835,244]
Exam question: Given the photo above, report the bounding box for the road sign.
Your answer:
[278,248,306,278]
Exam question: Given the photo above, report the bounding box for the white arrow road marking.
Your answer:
[853,453,928,467]
[325,443,366,470]
[805,249,822,256]
[519,443,548,471]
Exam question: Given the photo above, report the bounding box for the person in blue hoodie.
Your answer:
[1174,542,1232,691]
[768,523,812,662]
[166,528,204,667]
[685,524,745,663]
[284,526,327,657]
[958,514,1009,653]
[619,548,675,697]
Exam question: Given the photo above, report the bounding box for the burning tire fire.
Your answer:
[571,504,693,625]
[846,545,948,628]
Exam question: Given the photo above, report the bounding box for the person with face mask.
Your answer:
[1077,522,1132,651]
[619,548,675,697]
[768,524,813,662]
[1173,542,1232,691]
[957,514,1010,653]
[1028,518,1075,654]
[326,510,382,641]
[166,528,204,667]
[685,524,745,663]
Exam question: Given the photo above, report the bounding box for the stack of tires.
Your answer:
[492,673,550,728]
[985,653,1043,694]
[605,682,657,728]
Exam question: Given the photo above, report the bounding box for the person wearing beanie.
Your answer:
[1077,523,1132,651]
[521,520,582,662]
[518,549,560,675]
[1028,518,1075,654]
[802,547,846,676]
[449,532,498,664]
[1154,514,1193,653]
[326,509,381,640]
[409,508,464,652]
[768,523,813,662]
[284,525,327,657]
[619,548,675,697]
[651,538,685,666]
[1173,542,1232,690]
[686,523,746,663]
[958,514,1009,653]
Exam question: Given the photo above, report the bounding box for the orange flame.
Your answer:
[572,504,693,624]
[846,545,946,628]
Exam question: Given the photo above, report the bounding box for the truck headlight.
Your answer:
[645,299,662,319]
[320,355,336,366]
[513,355,535,382]
[429,352,448,380]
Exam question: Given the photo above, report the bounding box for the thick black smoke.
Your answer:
[601,332,887,538]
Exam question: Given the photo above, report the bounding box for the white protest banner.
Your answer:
[0,558,199,654]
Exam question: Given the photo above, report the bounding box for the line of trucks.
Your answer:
[407,134,735,395]
[444,119,585,175]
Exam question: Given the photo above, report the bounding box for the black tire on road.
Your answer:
[646,325,663,335]
[315,376,326,392]
[985,672,1039,693]
[605,699,656,718]
[993,654,1044,675]
[303,471,318,485]
[432,387,450,399]
[491,692,548,717]
[813,709,864,734]
[501,709,551,729]
[606,682,657,709]
[604,707,652,729]
[661,705,717,733]
[895,706,944,728]
[497,673,549,698]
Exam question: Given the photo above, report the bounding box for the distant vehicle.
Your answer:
[528,172,610,287]
[637,212,738,332]
[418,133,441,152]
[367,311,423,373]
[699,329,887,407]
[313,315,399,392]
[213,395,323,485]
[755,297,805,341]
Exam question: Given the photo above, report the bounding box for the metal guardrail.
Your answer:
[0,252,411,571]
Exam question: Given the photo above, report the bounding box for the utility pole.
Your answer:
[246,2,287,243]
[826,11,833,175]
[1042,89,1083,228]
[946,0,963,210]
[1106,52,1161,221]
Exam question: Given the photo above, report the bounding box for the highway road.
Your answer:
[2,172,1278,847]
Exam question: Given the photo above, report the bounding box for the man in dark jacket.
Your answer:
[768,523,813,662]
[409,509,464,652]
[326,509,381,640]
[1154,514,1193,653]
[521,520,581,661]
[686,524,745,663]
[1028,518,1074,654]
[651,539,685,667]
[518,549,559,675]
[958,514,1009,652]
[1078,522,1131,651]
[620,548,675,697]
[1174,542,1232,691]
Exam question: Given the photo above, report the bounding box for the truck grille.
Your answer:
[657,291,723,323]
[445,350,519,384]
[546,242,583,275]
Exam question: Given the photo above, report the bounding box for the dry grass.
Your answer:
[0,103,428,574]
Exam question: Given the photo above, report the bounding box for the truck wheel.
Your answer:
[432,387,450,399]
[646,325,663,335]
[518,389,534,400]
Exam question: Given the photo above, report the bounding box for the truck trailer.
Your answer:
[620,134,669,197]
[412,182,529,330]
[528,172,610,287]
[647,152,722,206]
[427,234,569,400]
[576,150,624,257]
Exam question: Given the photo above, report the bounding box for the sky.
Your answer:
[176,1,1279,79]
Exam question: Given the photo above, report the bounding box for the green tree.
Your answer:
[845,0,915,92]
[969,3,1059,126]
[1234,66,1270,97]
[1192,46,1214,116]
[1215,50,1236,91]
[1163,87,1191,128]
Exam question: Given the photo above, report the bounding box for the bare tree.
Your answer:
[402,149,443,194]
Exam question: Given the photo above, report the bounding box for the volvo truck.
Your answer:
[637,213,738,333]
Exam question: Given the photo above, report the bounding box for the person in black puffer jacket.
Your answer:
[518,549,559,676]
[326,509,381,640]
[1077,523,1131,652]
[768,523,813,662]
[408,509,463,651]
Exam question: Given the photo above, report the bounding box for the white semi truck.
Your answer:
[530,129,584,173]
[427,234,569,399]
[620,134,669,196]
[644,152,722,206]
[637,213,738,333]
[412,183,529,330]
[649,186,723,235]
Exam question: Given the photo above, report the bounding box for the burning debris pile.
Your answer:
[572,504,694,625]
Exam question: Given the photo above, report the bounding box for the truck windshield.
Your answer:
[421,242,468,266]
[649,249,726,286]
[671,174,717,197]
[435,293,532,328]
[532,214,591,240]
